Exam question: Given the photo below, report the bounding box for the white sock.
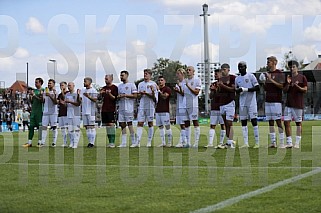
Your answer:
[194,126,200,145]
[253,126,259,145]
[61,128,68,145]
[42,129,48,145]
[137,127,143,144]
[159,128,165,145]
[279,132,285,145]
[186,127,191,146]
[208,129,215,146]
[91,128,96,145]
[180,129,186,144]
[220,130,226,144]
[68,130,74,146]
[270,132,276,144]
[28,139,32,144]
[130,133,136,145]
[86,129,91,144]
[148,127,154,144]
[121,133,127,146]
[295,136,301,145]
[166,129,172,144]
[286,136,292,144]
[74,131,80,147]
[242,126,249,145]
[52,128,58,144]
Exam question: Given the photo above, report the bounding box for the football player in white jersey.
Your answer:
[61,82,81,148]
[117,70,138,147]
[183,66,201,148]
[133,69,158,147]
[174,68,187,148]
[41,79,58,147]
[235,61,260,148]
[79,77,98,148]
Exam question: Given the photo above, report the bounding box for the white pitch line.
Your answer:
[0,162,319,170]
[190,167,321,213]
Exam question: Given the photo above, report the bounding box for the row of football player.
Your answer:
[22,56,307,149]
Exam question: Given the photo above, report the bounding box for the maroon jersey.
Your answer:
[218,74,236,106]
[101,84,118,112]
[58,91,68,117]
[210,92,221,110]
[156,86,171,113]
[264,69,285,103]
[285,74,307,109]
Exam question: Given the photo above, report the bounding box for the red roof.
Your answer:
[315,63,321,70]
[9,81,27,93]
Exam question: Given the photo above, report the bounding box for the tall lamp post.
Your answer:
[49,59,56,81]
[200,4,210,113]
[26,62,29,88]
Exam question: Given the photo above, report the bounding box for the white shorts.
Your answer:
[67,116,81,131]
[58,116,68,128]
[265,102,282,120]
[186,107,199,121]
[137,108,155,123]
[118,110,134,123]
[220,101,235,121]
[42,114,58,126]
[283,107,303,122]
[156,112,170,126]
[210,110,224,125]
[176,108,188,125]
[239,105,258,120]
[82,114,96,126]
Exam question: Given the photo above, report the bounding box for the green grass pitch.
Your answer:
[1,121,321,212]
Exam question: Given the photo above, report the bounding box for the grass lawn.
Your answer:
[1,121,321,212]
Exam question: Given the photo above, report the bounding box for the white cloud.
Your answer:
[162,0,321,16]
[304,23,321,42]
[292,45,319,62]
[180,42,219,68]
[26,17,45,34]
[161,0,321,35]
[14,48,30,58]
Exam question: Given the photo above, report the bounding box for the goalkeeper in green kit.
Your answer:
[23,78,44,147]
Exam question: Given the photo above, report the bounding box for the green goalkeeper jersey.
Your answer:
[31,88,44,114]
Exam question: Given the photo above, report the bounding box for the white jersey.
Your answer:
[43,90,58,115]
[183,77,201,108]
[137,80,158,110]
[80,87,98,116]
[118,82,138,112]
[175,80,186,109]
[65,91,81,118]
[235,72,259,107]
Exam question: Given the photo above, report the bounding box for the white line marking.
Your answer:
[0,162,319,170]
[0,162,320,169]
[190,167,321,213]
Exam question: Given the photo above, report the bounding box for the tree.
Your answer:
[151,58,187,86]
[281,51,304,70]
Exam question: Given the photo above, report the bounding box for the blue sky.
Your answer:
[1,0,321,89]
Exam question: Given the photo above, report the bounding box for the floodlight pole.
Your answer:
[200,4,210,113]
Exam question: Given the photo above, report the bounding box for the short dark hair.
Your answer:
[48,79,55,84]
[288,60,299,68]
[35,77,43,85]
[158,75,165,79]
[214,69,220,73]
[60,81,67,85]
[120,70,129,76]
[221,63,230,69]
